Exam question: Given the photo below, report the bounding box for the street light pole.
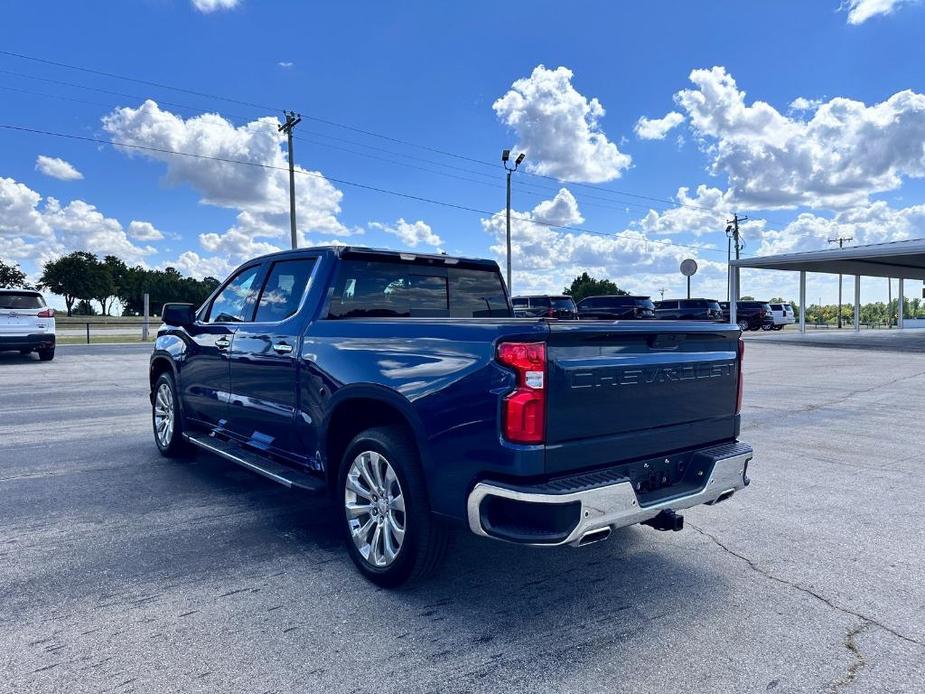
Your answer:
[506,168,512,294]
[501,149,525,295]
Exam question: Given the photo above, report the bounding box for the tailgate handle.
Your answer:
[649,334,684,350]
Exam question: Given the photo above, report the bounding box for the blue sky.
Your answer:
[2,0,925,307]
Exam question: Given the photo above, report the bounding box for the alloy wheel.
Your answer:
[344,450,406,568]
[154,382,174,448]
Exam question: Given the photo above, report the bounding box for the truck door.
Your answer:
[226,256,320,464]
[180,262,266,429]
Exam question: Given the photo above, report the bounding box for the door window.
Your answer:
[206,265,264,323]
[254,258,317,323]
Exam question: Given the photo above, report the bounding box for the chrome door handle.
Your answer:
[272,342,293,354]
[215,337,231,350]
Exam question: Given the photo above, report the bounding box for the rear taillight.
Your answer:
[37,308,55,318]
[736,338,745,414]
[546,307,555,317]
[497,341,546,444]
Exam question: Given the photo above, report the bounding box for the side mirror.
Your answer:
[161,303,196,326]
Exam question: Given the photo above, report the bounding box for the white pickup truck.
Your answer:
[0,289,56,360]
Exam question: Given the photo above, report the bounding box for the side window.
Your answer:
[512,297,528,307]
[254,258,317,323]
[206,265,264,323]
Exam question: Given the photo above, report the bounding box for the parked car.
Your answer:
[0,289,56,360]
[512,295,578,319]
[150,246,752,586]
[576,295,656,319]
[654,298,724,322]
[719,301,774,331]
[767,302,796,330]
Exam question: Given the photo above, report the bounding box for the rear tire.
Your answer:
[338,426,449,588]
[736,320,749,332]
[38,347,54,361]
[152,372,189,458]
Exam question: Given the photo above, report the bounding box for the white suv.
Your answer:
[0,289,56,360]
[766,302,795,331]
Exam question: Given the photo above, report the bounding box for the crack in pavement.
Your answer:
[828,621,871,694]
[688,523,924,649]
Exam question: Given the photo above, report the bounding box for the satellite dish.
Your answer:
[680,259,698,277]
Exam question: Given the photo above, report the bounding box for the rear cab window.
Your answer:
[0,292,46,310]
[327,259,510,319]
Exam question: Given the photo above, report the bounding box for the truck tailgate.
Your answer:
[545,321,740,474]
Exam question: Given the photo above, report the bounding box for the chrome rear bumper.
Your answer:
[467,443,753,547]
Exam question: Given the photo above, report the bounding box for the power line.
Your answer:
[0,48,724,215]
[0,122,729,257]
[2,68,708,218]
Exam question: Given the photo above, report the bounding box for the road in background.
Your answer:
[2,341,923,693]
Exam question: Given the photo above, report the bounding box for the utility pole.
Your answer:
[501,149,525,294]
[658,287,666,301]
[278,111,302,249]
[725,214,747,301]
[828,236,853,328]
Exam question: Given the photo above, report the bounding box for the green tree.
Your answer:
[39,251,103,316]
[563,272,627,302]
[0,258,31,289]
[98,255,129,316]
[73,299,98,316]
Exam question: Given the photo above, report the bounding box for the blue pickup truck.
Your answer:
[150,246,753,586]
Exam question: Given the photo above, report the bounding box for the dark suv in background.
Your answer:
[654,298,724,322]
[576,295,656,320]
[512,295,578,319]
[719,301,774,331]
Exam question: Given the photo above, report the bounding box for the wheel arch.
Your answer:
[323,386,429,495]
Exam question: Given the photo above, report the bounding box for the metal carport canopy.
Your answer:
[728,238,925,332]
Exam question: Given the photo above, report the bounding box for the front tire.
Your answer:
[152,372,189,458]
[338,426,449,588]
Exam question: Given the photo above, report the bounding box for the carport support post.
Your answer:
[799,271,806,333]
[898,279,905,329]
[854,276,861,333]
[729,264,739,325]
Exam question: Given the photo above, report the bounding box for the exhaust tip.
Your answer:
[577,527,612,546]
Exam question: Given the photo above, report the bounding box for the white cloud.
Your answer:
[493,65,631,183]
[788,96,823,113]
[191,0,240,13]
[481,188,726,297]
[753,201,925,256]
[368,218,442,248]
[671,66,925,208]
[841,0,914,24]
[634,112,685,140]
[102,100,354,264]
[127,220,165,241]
[0,177,156,266]
[639,185,734,236]
[278,61,294,68]
[35,155,84,181]
[167,251,235,280]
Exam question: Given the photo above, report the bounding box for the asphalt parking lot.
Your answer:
[2,339,924,693]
